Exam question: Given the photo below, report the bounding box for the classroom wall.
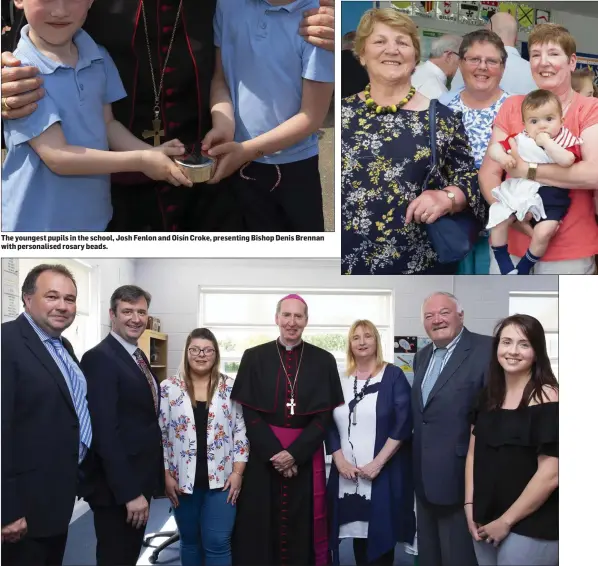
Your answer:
[355,2,598,56]
[91,259,136,338]
[133,259,558,378]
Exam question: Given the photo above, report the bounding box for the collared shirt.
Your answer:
[110,331,159,399]
[214,0,334,165]
[23,312,89,463]
[412,60,448,100]
[2,25,127,231]
[450,46,537,95]
[421,327,465,393]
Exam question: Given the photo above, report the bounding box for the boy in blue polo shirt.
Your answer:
[202,0,334,231]
[2,0,191,232]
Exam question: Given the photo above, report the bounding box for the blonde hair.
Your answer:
[354,8,421,66]
[346,319,385,377]
[528,23,576,58]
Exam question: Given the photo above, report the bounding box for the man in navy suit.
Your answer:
[80,285,163,566]
[412,292,493,566]
[1,264,92,566]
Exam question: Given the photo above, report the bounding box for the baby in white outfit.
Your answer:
[487,90,582,274]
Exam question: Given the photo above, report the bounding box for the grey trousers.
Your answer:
[416,496,478,566]
[474,532,558,565]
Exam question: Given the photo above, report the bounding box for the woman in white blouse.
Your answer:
[159,328,249,566]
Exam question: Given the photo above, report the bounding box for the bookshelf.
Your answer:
[139,329,168,382]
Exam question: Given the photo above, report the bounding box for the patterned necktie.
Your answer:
[49,339,93,457]
[133,348,158,412]
[421,347,448,406]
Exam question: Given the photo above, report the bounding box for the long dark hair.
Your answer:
[181,328,222,408]
[485,314,558,410]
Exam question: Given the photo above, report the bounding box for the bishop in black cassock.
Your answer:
[231,295,344,566]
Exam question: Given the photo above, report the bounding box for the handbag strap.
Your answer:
[423,99,438,188]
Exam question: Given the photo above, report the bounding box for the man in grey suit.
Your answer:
[412,292,493,566]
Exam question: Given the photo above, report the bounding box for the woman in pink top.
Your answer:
[479,23,598,274]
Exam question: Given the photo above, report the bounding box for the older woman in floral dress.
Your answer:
[341,8,485,275]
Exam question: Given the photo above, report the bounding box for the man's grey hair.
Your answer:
[421,291,464,320]
[110,285,152,313]
[429,35,463,59]
[276,297,308,318]
[343,31,356,50]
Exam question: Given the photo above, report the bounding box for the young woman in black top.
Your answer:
[465,314,558,566]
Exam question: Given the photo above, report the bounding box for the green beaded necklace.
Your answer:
[364,85,416,114]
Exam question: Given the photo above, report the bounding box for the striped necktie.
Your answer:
[49,339,92,459]
[421,347,448,406]
[133,348,159,412]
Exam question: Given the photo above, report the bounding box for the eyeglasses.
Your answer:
[462,56,502,68]
[188,347,215,357]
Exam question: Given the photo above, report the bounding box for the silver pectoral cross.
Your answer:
[286,397,296,416]
[352,405,357,425]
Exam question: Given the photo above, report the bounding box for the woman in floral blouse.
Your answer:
[440,29,513,274]
[341,8,485,275]
[159,328,249,566]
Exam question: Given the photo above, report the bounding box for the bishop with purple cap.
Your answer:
[231,294,344,566]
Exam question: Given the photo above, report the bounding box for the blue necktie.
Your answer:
[50,339,92,461]
[421,347,448,405]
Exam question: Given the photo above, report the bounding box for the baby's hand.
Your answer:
[535,132,551,148]
[502,155,517,170]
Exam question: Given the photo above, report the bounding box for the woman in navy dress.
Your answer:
[326,320,415,565]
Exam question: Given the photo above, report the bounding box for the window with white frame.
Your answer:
[18,259,96,361]
[198,287,394,377]
[509,292,558,378]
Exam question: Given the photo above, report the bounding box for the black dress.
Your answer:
[470,395,558,540]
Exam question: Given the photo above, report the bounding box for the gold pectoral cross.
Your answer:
[142,118,165,147]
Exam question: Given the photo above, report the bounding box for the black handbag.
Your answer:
[423,99,482,264]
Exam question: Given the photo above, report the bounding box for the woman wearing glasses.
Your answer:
[439,29,512,274]
[326,320,415,565]
[159,328,249,566]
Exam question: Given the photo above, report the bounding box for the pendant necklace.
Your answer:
[140,0,183,146]
[352,373,372,425]
[277,342,305,416]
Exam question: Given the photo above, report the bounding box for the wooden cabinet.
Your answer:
[138,330,168,382]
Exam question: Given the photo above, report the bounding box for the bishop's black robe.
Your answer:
[231,340,344,566]
[5,0,242,231]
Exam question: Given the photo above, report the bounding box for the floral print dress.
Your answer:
[341,94,485,275]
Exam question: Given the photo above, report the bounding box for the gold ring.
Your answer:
[1,97,12,112]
